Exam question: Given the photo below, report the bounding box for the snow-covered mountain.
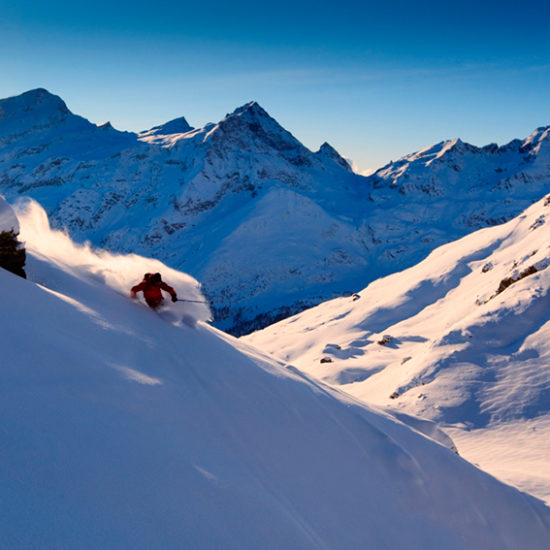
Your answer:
[245,193,550,504]
[1,88,549,335]
[2,198,550,549]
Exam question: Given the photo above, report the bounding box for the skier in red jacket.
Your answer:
[131,272,178,309]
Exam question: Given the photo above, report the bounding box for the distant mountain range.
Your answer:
[1,88,549,334]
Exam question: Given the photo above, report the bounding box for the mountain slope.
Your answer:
[1,89,550,335]
[0,90,367,334]
[1,199,550,548]
[245,193,550,503]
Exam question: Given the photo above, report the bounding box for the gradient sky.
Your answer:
[1,0,550,172]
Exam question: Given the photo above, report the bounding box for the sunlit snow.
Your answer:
[246,194,550,504]
[2,198,550,548]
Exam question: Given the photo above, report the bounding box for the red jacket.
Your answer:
[131,279,177,308]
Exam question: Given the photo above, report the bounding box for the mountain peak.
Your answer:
[218,100,285,136]
[221,101,274,129]
[0,88,72,134]
[316,142,352,171]
[19,88,66,106]
[408,137,479,164]
[216,101,273,133]
[0,88,69,119]
[443,138,480,155]
[145,116,194,136]
[229,101,267,119]
[318,141,339,154]
[521,125,550,155]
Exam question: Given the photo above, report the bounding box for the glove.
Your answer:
[171,295,177,303]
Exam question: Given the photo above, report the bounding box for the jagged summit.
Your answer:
[227,100,267,119]
[210,100,315,168]
[217,101,278,133]
[219,101,283,133]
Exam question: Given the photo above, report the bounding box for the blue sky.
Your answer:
[1,0,549,171]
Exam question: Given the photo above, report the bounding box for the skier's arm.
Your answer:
[130,281,146,297]
[160,282,177,301]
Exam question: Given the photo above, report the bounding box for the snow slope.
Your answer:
[1,89,550,334]
[2,200,550,548]
[245,194,550,503]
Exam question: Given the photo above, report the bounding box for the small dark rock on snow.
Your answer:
[377,335,393,346]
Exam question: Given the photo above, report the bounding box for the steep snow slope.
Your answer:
[1,89,550,334]
[245,194,550,503]
[2,201,550,549]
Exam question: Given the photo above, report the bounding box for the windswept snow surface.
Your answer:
[2,201,550,548]
[245,194,550,504]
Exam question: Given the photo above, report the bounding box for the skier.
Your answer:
[130,272,178,309]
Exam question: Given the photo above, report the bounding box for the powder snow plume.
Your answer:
[14,198,212,323]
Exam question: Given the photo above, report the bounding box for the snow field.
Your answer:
[1,198,550,548]
[245,194,550,504]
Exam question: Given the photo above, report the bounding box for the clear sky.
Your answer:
[1,0,550,172]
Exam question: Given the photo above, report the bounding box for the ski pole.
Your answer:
[176,298,211,304]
